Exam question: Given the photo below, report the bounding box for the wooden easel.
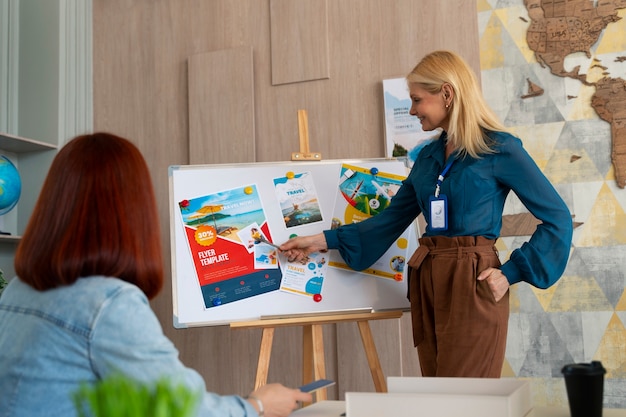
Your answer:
[230,310,403,401]
[291,109,321,161]
[233,111,399,401]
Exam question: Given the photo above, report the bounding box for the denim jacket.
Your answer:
[0,276,257,417]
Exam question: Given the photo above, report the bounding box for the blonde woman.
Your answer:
[280,50,572,378]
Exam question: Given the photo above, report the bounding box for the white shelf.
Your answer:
[0,234,21,244]
[0,132,58,246]
[0,132,57,153]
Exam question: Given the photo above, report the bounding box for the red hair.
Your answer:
[14,132,163,299]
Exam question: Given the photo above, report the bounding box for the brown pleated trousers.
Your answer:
[407,236,509,378]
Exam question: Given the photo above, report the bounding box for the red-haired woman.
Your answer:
[0,132,310,417]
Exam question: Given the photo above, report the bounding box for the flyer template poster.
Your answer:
[273,171,323,228]
[178,184,282,309]
[383,77,440,167]
[280,252,329,298]
[329,163,409,280]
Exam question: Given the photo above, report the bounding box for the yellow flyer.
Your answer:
[328,163,409,281]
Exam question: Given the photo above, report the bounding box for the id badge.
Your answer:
[429,194,448,231]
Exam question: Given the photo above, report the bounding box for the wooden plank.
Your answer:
[501,213,541,237]
[188,46,255,164]
[254,327,275,389]
[0,132,57,152]
[292,109,322,160]
[231,310,403,329]
[399,312,421,377]
[311,324,328,401]
[303,324,314,384]
[269,0,330,85]
[357,321,387,392]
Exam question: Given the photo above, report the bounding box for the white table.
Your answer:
[290,400,626,417]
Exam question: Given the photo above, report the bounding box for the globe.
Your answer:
[0,155,21,216]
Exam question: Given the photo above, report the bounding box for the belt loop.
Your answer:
[457,245,462,259]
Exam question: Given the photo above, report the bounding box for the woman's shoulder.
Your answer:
[2,275,137,303]
[413,135,443,159]
[58,276,144,305]
[76,275,142,292]
[2,276,146,333]
[74,277,149,315]
[485,130,523,152]
[485,129,518,142]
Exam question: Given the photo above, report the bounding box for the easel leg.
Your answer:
[303,325,313,386]
[302,325,313,406]
[302,324,328,402]
[357,320,387,392]
[311,324,327,400]
[255,327,275,389]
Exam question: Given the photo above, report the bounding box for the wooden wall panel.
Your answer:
[337,317,398,395]
[399,312,421,375]
[93,0,479,400]
[188,46,255,164]
[336,313,421,396]
[269,0,330,85]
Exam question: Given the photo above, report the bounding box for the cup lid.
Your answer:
[561,361,606,376]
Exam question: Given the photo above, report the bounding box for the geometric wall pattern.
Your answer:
[478,0,626,408]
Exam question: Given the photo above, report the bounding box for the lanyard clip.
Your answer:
[434,158,454,199]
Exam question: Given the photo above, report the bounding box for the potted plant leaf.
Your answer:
[0,269,7,297]
[73,373,201,417]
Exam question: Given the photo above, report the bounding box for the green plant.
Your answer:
[0,269,7,297]
[72,374,201,417]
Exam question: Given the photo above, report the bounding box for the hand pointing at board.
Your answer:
[279,232,328,263]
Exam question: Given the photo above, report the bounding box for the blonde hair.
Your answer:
[406,50,507,158]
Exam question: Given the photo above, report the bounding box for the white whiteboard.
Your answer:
[168,158,417,327]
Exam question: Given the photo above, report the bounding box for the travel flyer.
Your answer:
[273,170,324,228]
[272,170,329,298]
[177,184,282,309]
[279,251,328,298]
[328,163,410,280]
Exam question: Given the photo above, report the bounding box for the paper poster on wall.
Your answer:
[329,163,409,280]
[177,184,282,309]
[383,77,440,167]
[273,171,323,228]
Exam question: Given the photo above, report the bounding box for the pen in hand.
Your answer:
[256,235,282,250]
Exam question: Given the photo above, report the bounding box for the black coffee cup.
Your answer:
[561,361,606,417]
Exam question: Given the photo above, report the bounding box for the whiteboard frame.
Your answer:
[168,158,418,328]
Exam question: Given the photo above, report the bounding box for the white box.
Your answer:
[345,377,532,417]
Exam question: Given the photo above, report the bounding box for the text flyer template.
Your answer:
[329,163,409,280]
[273,171,323,228]
[178,184,282,309]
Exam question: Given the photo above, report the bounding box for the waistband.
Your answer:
[408,236,497,269]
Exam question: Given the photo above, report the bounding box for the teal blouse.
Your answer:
[324,130,572,289]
